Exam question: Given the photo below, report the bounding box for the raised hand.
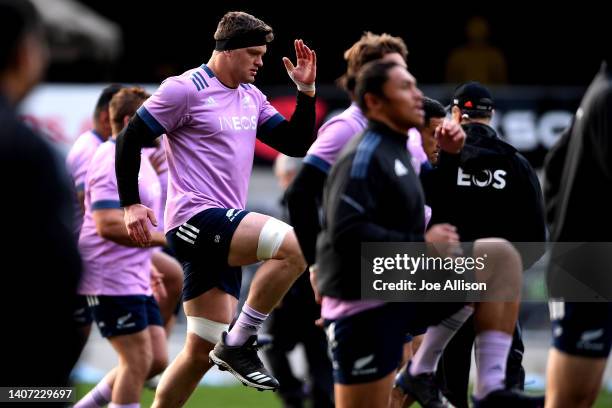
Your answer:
[283,39,317,93]
[436,116,466,154]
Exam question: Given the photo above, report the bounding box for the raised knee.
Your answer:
[257,218,293,261]
[281,231,307,271]
[286,244,307,273]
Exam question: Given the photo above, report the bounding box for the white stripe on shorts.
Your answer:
[183,222,200,234]
[178,226,197,239]
[176,231,195,244]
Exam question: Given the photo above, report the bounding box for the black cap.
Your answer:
[451,81,494,114]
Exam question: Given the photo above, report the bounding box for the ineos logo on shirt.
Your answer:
[457,167,507,189]
[218,115,258,131]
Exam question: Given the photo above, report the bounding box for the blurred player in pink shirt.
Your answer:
[76,88,170,408]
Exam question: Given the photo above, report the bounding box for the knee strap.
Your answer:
[257,218,293,260]
[186,316,229,344]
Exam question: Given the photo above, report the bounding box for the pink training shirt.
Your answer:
[137,64,284,233]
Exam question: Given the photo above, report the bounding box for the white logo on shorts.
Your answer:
[577,329,605,351]
[354,354,374,370]
[352,354,377,376]
[581,329,604,342]
[117,313,135,329]
[214,235,221,243]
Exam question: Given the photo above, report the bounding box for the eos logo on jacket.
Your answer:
[457,167,507,189]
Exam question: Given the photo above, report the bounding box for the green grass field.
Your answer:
[76,384,280,408]
[76,383,612,407]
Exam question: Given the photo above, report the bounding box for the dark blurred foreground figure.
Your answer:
[0,0,82,389]
[544,61,612,408]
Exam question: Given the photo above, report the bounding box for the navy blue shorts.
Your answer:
[167,208,250,301]
[88,295,163,338]
[325,302,464,385]
[550,301,612,358]
[73,294,93,327]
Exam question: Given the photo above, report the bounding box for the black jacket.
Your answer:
[543,63,612,300]
[0,94,82,386]
[317,121,425,299]
[421,122,546,268]
[545,62,612,242]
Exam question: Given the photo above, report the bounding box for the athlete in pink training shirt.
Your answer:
[64,84,124,362]
[75,88,167,408]
[287,34,459,324]
[115,11,317,404]
[66,84,124,236]
[284,35,462,408]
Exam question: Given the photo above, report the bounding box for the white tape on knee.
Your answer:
[186,316,229,344]
[256,218,293,260]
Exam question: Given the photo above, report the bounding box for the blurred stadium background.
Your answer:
[18,1,610,405]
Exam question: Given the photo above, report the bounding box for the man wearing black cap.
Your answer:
[419,81,546,407]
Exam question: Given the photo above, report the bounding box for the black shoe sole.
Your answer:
[208,350,278,391]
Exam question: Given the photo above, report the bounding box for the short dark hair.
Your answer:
[355,60,400,113]
[214,11,273,42]
[339,32,408,93]
[423,96,446,126]
[0,0,42,72]
[94,84,124,118]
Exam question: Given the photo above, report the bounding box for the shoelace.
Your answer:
[234,343,264,370]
